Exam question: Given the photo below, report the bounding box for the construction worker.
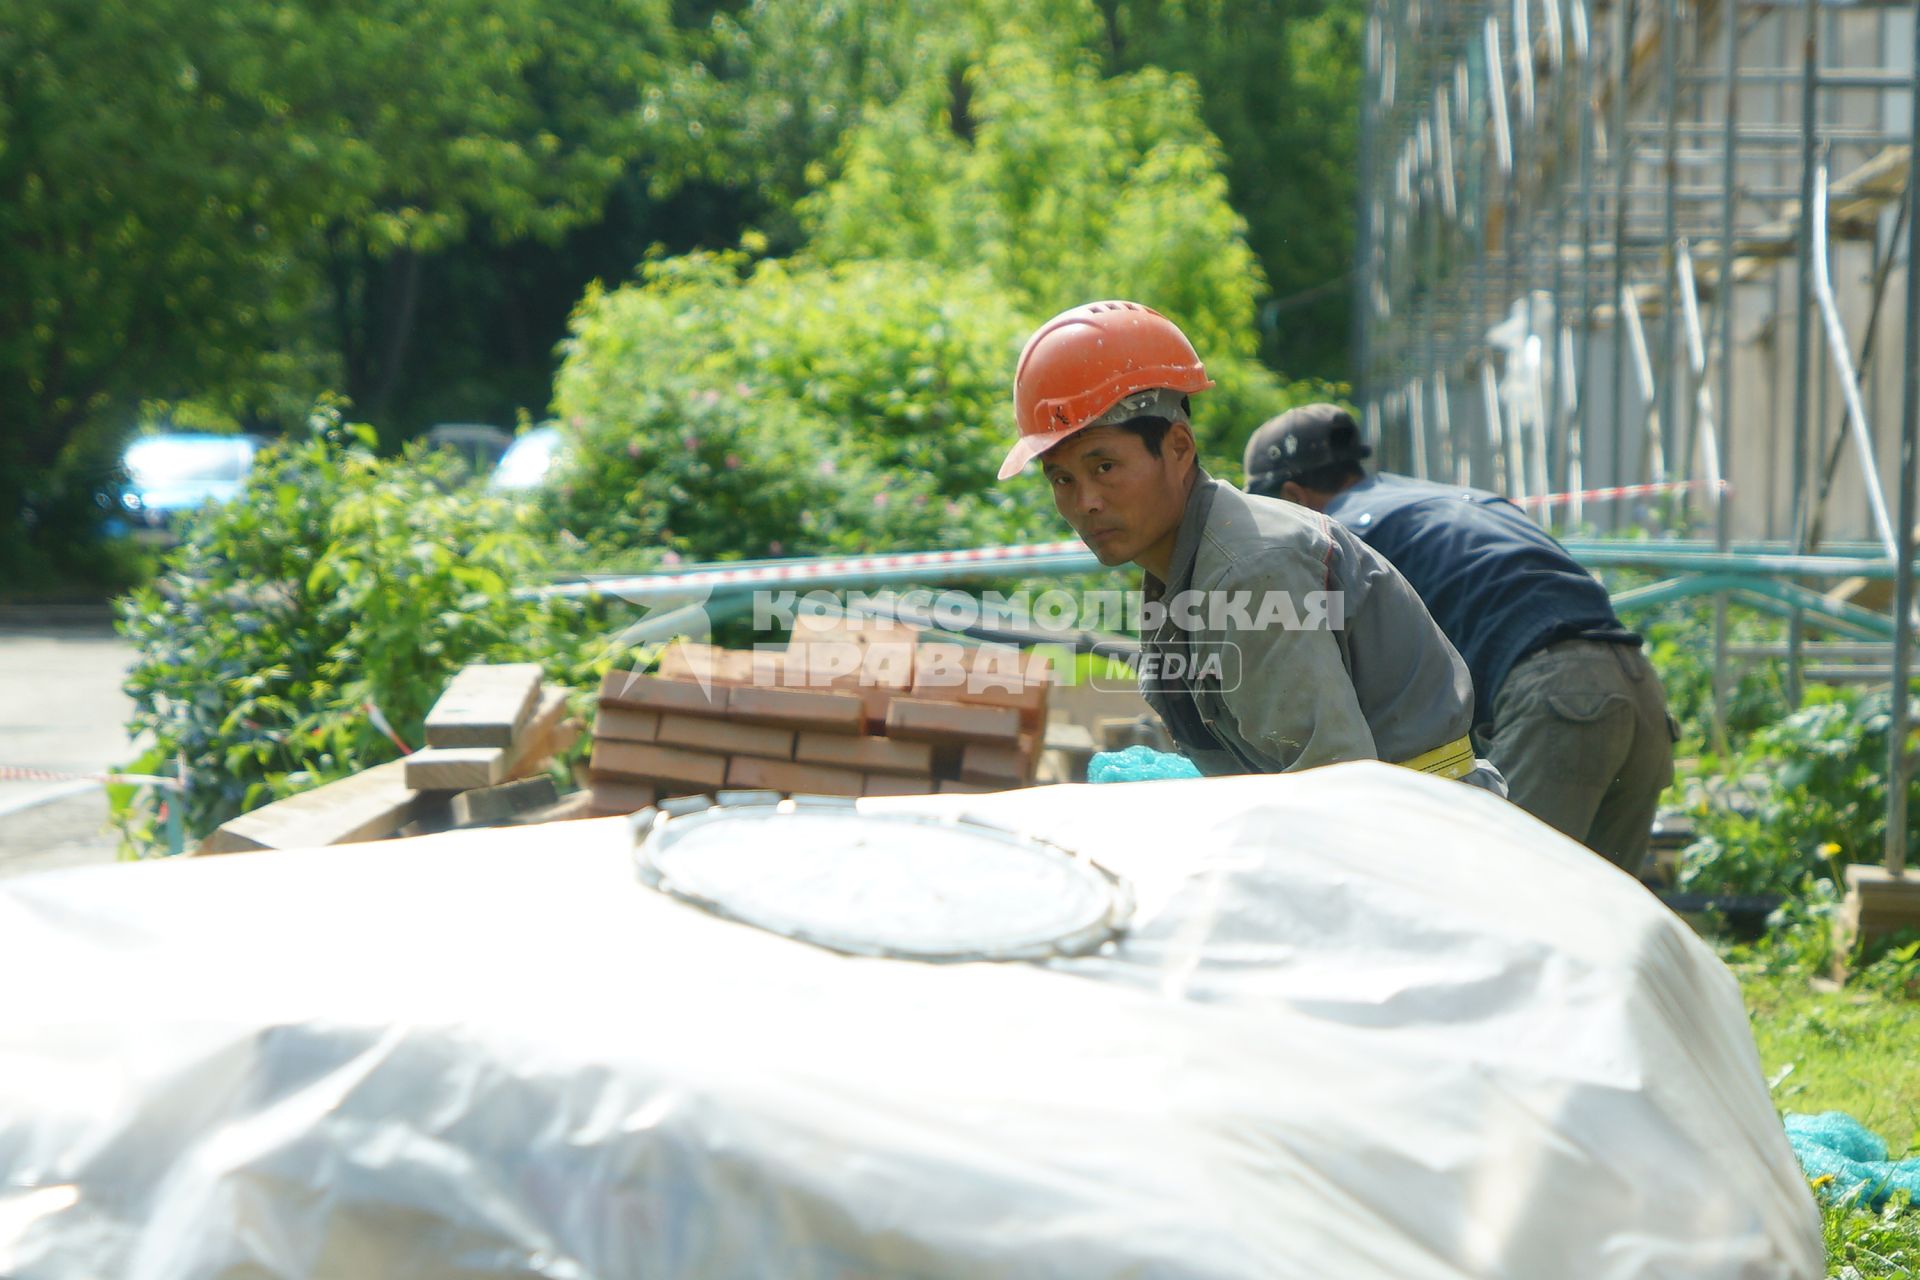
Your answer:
[1243,403,1676,873]
[1001,300,1494,786]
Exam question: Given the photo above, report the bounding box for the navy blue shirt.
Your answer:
[1324,473,1636,730]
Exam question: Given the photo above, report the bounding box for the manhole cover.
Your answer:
[632,796,1131,961]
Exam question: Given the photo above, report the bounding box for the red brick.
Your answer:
[862,773,935,797]
[938,779,998,794]
[789,614,921,679]
[786,623,912,730]
[725,755,865,797]
[796,731,933,775]
[588,776,658,814]
[598,670,729,715]
[910,644,1051,729]
[885,697,1020,744]
[726,684,866,732]
[594,705,660,744]
[656,641,786,687]
[588,739,727,789]
[656,713,795,761]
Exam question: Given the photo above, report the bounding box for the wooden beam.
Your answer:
[198,760,425,854]
[407,686,573,791]
[423,663,544,748]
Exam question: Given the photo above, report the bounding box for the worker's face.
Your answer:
[1040,422,1196,567]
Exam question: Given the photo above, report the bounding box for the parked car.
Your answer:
[424,423,513,479]
[112,432,266,532]
[489,423,567,491]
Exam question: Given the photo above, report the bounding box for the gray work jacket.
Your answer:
[1139,473,1474,775]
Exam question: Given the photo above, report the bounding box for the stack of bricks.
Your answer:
[585,624,1050,814]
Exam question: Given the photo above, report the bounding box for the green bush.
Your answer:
[543,29,1334,571]
[114,403,612,854]
[1639,600,1791,752]
[1676,686,1920,897]
[547,255,1059,563]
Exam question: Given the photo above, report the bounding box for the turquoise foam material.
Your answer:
[1087,746,1203,784]
[1785,1112,1920,1209]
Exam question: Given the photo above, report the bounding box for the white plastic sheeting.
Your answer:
[0,763,1821,1279]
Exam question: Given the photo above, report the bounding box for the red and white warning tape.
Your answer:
[1512,478,1728,509]
[650,540,1087,589]
[528,479,1729,601]
[527,539,1093,599]
[0,763,181,790]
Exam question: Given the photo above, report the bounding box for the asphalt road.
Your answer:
[0,623,143,878]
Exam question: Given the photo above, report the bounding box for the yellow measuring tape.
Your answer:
[1396,734,1476,781]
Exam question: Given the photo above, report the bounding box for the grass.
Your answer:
[1738,964,1920,1277]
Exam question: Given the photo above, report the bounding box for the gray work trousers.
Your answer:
[1479,638,1677,876]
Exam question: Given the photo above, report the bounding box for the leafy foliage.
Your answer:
[546,253,1059,562]
[661,0,1100,246]
[0,0,684,561]
[675,0,1365,379]
[1091,0,1366,377]
[1638,600,1792,752]
[801,37,1297,458]
[114,403,611,853]
[1673,686,1920,897]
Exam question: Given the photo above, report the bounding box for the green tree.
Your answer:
[1090,0,1365,378]
[662,0,1100,249]
[798,37,1300,458]
[0,0,681,568]
[673,0,1364,380]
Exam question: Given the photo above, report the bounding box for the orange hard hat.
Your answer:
[1001,300,1215,480]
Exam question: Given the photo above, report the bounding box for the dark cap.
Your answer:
[1242,403,1372,496]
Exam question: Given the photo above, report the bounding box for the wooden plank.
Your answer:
[411,684,569,790]
[725,684,867,733]
[656,713,795,761]
[959,736,1033,786]
[599,669,730,715]
[725,755,866,797]
[499,688,576,782]
[405,745,507,792]
[795,731,933,776]
[885,697,1021,745]
[424,663,544,748]
[587,740,728,790]
[1833,863,1920,972]
[449,776,560,828]
[502,792,599,825]
[199,760,425,854]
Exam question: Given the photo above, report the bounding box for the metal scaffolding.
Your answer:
[1352,0,1920,871]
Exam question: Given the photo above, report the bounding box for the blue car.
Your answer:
[113,433,265,532]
